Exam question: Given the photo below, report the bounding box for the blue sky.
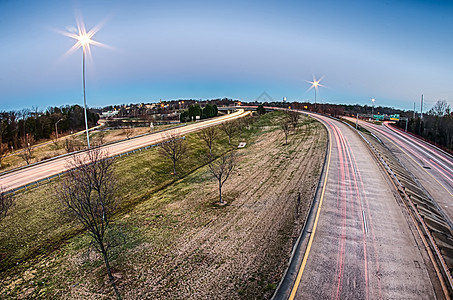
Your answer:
[0,0,452,111]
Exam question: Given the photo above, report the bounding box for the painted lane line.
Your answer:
[362,210,368,234]
[288,119,333,300]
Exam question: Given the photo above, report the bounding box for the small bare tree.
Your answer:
[207,152,236,204]
[197,127,218,154]
[220,121,238,145]
[0,187,14,222]
[123,127,135,140]
[65,135,83,153]
[279,117,291,145]
[94,130,107,147]
[0,143,10,168]
[159,131,187,176]
[19,134,35,165]
[288,111,300,131]
[56,149,122,299]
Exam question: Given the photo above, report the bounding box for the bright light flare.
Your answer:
[57,14,108,59]
[305,75,325,92]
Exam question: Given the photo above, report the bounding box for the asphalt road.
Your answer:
[0,109,249,192]
[353,119,453,225]
[288,114,439,299]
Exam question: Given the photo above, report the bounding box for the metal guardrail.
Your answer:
[4,125,190,195]
[4,110,245,195]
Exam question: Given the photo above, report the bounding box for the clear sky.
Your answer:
[1,0,452,111]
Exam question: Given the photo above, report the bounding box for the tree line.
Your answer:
[179,104,218,122]
[0,105,98,151]
[396,100,453,151]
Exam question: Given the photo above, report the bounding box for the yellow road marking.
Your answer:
[288,122,332,300]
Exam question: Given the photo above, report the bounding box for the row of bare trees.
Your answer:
[43,119,249,298]
[279,111,300,145]
[159,121,243,204]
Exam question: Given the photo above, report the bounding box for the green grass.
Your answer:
[0,111,283,274]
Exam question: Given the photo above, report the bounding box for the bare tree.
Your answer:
[56,149,122,299]
[207,152,236,204]
[94,130,107,147]
[65,135,81,153]
[19,134,35,165]
[279,117,291,145]
[431,100,451,117]
[197,127,218,154]
[220,121,238,145]
[0,143,10,168]
[288,111,300,131]
[159,130,187,176]
[123,127,135,140]
[0,187,14,222]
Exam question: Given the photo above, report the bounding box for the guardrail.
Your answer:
[3,124,190,195]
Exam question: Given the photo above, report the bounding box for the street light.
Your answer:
[306,76,324,110]
[55,118,62,140]
[371,98,376,116]
[62,18,106,149]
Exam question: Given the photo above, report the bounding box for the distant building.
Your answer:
[101,110,119,118]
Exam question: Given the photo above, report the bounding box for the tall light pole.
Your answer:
[62,19,105,149]
[371,98,376,116]
[82,45,90,148]
[306,76,324,111]
[55,118,62,140]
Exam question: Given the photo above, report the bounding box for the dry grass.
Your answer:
[0,112,327,299]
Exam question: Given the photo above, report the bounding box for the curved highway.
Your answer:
[354,119,453,224]
[286,112,441,299]
[0,109,249,192]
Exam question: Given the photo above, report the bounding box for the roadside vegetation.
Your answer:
[0,124,178,173]
[0,111,327,299]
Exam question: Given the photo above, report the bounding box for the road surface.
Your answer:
[288,113,440,299]
[0,109,249,192]
[353,119,453,225]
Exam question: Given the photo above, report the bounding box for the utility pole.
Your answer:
[413,102,416,119]
[420,94,424,120]
[55,118,62,140]
[356,113,358,129]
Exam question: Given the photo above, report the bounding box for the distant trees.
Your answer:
[0,187,14,222]
[56,149,122,300]
[0,104,99,152]
[0,143,10,169]
[430,99,450,117]
[159,131,188,176]
[397,99,453,150]
[180,104,218,122]
[257,105,266,115]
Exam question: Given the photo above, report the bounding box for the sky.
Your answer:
[0,0,452,112]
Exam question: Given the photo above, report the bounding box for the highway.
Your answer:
[0,109,249,192]
[352,119,453,223]
[286,113,441,299]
